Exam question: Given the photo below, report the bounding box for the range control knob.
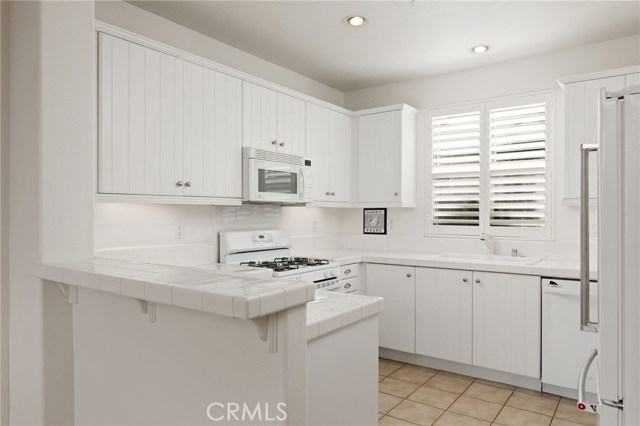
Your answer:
[330,269,337,277]
[324,271,331,278]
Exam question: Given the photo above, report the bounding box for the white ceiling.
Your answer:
[128,1,640,92]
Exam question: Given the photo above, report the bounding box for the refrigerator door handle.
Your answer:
[580,143,599,332]
[577,348,598,413]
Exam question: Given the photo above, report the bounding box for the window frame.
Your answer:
[425,91,554,240]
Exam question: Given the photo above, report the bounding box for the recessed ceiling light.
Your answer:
[344,15,368,27]
[471,45,490,54]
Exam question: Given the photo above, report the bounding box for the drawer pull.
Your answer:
[344,268,351,275]
[344,283,352,289]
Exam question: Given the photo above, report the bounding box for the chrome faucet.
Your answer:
[480,233,494,254]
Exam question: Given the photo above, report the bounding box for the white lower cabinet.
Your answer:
[472,272,541,378]
[365,264,415,353]
[372,264,542,378]
[415,268,473,364]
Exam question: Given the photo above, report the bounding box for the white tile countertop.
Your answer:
[33,258,315,320]
[307,291,384,342]
[296,249,596,280]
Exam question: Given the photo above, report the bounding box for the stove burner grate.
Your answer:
[239,257,330,272]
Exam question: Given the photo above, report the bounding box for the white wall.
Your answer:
[339,35,640,261]
[95,0,345,106]
[94,204,344,264]
[8,1,94,424]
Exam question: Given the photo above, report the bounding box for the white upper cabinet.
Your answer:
[354,104,417,207]
[98,33,242,201]
[560,66,639,204]
[242,81,306,157]
[305,103,351,205]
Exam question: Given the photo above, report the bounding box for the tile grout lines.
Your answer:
[378,358,594,426]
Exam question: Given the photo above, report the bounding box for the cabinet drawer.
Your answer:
[340,277,361,294]
[341,263,359,278]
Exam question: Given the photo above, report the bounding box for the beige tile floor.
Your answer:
[378,358,598,426]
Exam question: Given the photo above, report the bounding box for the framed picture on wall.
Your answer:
[363,208,387,235]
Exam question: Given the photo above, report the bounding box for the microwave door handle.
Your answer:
[580,143,598,332]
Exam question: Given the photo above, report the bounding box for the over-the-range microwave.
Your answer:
[242,147,312,205]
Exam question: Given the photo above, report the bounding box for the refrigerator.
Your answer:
[578,84,639,426]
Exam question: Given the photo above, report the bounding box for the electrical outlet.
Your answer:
[177,223,184,240]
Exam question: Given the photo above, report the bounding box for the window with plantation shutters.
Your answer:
[427,93,553,239]
[488,102,547,228]
[431,111,481,227]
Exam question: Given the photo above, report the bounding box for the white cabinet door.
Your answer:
[243,82,305,156]
[183,62,242,198]
[564,74,627,202]
[98,33,184,196]
[472,272,541,378]
[242,81,277,152]
[305,103,331,202]
[276,92,305,157]
[357,111,401,203]
[415,268,473,364]
[356,105,416,207]
[626,72,640,86]
[365,264,415,353]
[329,111,352,203]
[306,103,352,204]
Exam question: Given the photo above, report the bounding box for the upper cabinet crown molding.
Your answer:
[558,65,640,87]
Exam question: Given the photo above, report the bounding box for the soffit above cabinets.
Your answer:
[126,1,640,92]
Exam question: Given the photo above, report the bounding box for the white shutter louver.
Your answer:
[488,102,547,227]
[431,111,481,226]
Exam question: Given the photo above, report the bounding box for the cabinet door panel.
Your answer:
[565,75,626,200]
[415,268,472,364]
[98,33,183,196]
[242,81,277,151]
[277,93,306,157]
[305,103,330,201]
[472,272,541,378]
[626,72,640,86]
[365,264,415,353]
[357,111,401,203]
[329,111,352,203]
[183,63,242,198]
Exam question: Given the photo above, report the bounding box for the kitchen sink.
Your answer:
[432,253,541,265]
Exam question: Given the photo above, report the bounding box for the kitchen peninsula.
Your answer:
[33,258,382,425]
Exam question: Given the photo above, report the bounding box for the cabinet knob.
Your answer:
[394,192,399,196]
[279,142,285,147]
[406,273,412,278]
[176,181,184,187]
[185,181,192,188]
[326,191,331,195]
[475,279,480,284]
[331,192,335,196]
[344,269,351,275]
[463,278,468,283]
[271,140,277,145]
[344,283,352,289]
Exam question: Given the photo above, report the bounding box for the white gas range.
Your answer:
[219,229,342,291]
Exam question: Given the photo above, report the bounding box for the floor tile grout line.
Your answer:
[380,359,595,426]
